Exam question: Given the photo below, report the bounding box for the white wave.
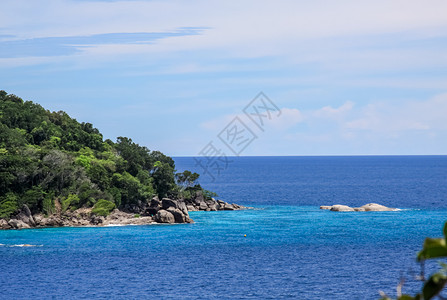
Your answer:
[9,244,43,247]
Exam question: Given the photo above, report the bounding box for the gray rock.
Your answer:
[354,207,366,211]
[320,206,332,210]
[150,197,161,208]
[0,219,11,229]
[15,204,36,227]
[90,215,105,225]
[8,219,30,229]
[223,203,236,211]
[154,210,175,224]
[186,205,197,211]
[321,203,395,212]
[208,204,218,211]
[330,205,355,212]
[194,191,205,205]
[360,203,395,211]
[177,201,189,215]
[162,198,178,210]
[199,202,208,210]
[32,214,43,225]
[41,216,63,227]
[167,208,187,223]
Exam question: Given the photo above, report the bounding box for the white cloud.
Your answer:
[2,0,447,58]
[345,94,447,133]
[270,108,304,129]
[313,101,354,120]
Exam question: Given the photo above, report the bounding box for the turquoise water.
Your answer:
[1,156,447,299]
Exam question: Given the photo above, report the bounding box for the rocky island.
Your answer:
[320,203,397,212]
[0,91,246,230]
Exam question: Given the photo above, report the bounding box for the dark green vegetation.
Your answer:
[0,90,203,219]
[381,222,447,300]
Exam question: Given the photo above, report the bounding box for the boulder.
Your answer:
[162,198,178,210]
[15,204,36,227]
[360,203,395,211]
[154,210,175,224]
[321,203,395,212]
[330,205,355,212]
[33,214,44,225]
[146,208,158,216]
[199,201,208,211]
[150,197,161,208]
[193,190,205,205]
[320,206,332,210]
[177,201,189,215]
[8,219,30,229]
[90,215,105,225]
[0,219,11,229]
[167,208,187,223]
[186,205,197,211]
[223,203,236,211]
[41,216,63,227]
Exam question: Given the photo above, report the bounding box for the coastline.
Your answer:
[0,192,247,230]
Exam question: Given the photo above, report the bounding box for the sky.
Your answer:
[1,0,446,156]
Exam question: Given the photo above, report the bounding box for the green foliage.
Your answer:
[42,192,55,216]
[380,222,447,300]
[203,189,218,200]
[0,90,209,219]
[92,199,116,217]
[0,193,18,219]
[61,194,80,212]
[152,161,175,199]
[21,186,45,212]
[176,170,200,189]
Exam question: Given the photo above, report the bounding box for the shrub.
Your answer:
[43,192,55,216]
[203,189,218,200]
[0,193,18,219]
[61,194,80,212]
[91,199,115,217]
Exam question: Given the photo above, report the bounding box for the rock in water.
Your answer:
[360,203,395,211]
[330,205,355,212]
[320,203,395,212]
[154,210,175,224]
[0,219,11,229]
[320,206,332,210]
[8,219,31,229]
[162,198,178,210]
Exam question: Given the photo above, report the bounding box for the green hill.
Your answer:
[0,90,201,219]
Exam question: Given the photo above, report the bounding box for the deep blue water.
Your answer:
[1,156,447,299]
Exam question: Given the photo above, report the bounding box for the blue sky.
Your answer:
[1,0,446,156]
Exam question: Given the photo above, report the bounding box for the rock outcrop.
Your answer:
[1,191,247,230]
[320,203,396,212]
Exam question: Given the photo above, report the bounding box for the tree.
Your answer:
[175,170,200,189]
[152,161,175,198]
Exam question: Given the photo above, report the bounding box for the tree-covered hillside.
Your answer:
[0,90,201,219]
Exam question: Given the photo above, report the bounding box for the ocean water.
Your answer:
[1,156,447,299]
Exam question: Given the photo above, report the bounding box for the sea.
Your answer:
[1,156,446,299]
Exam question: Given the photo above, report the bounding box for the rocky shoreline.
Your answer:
[0,191,247,230]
